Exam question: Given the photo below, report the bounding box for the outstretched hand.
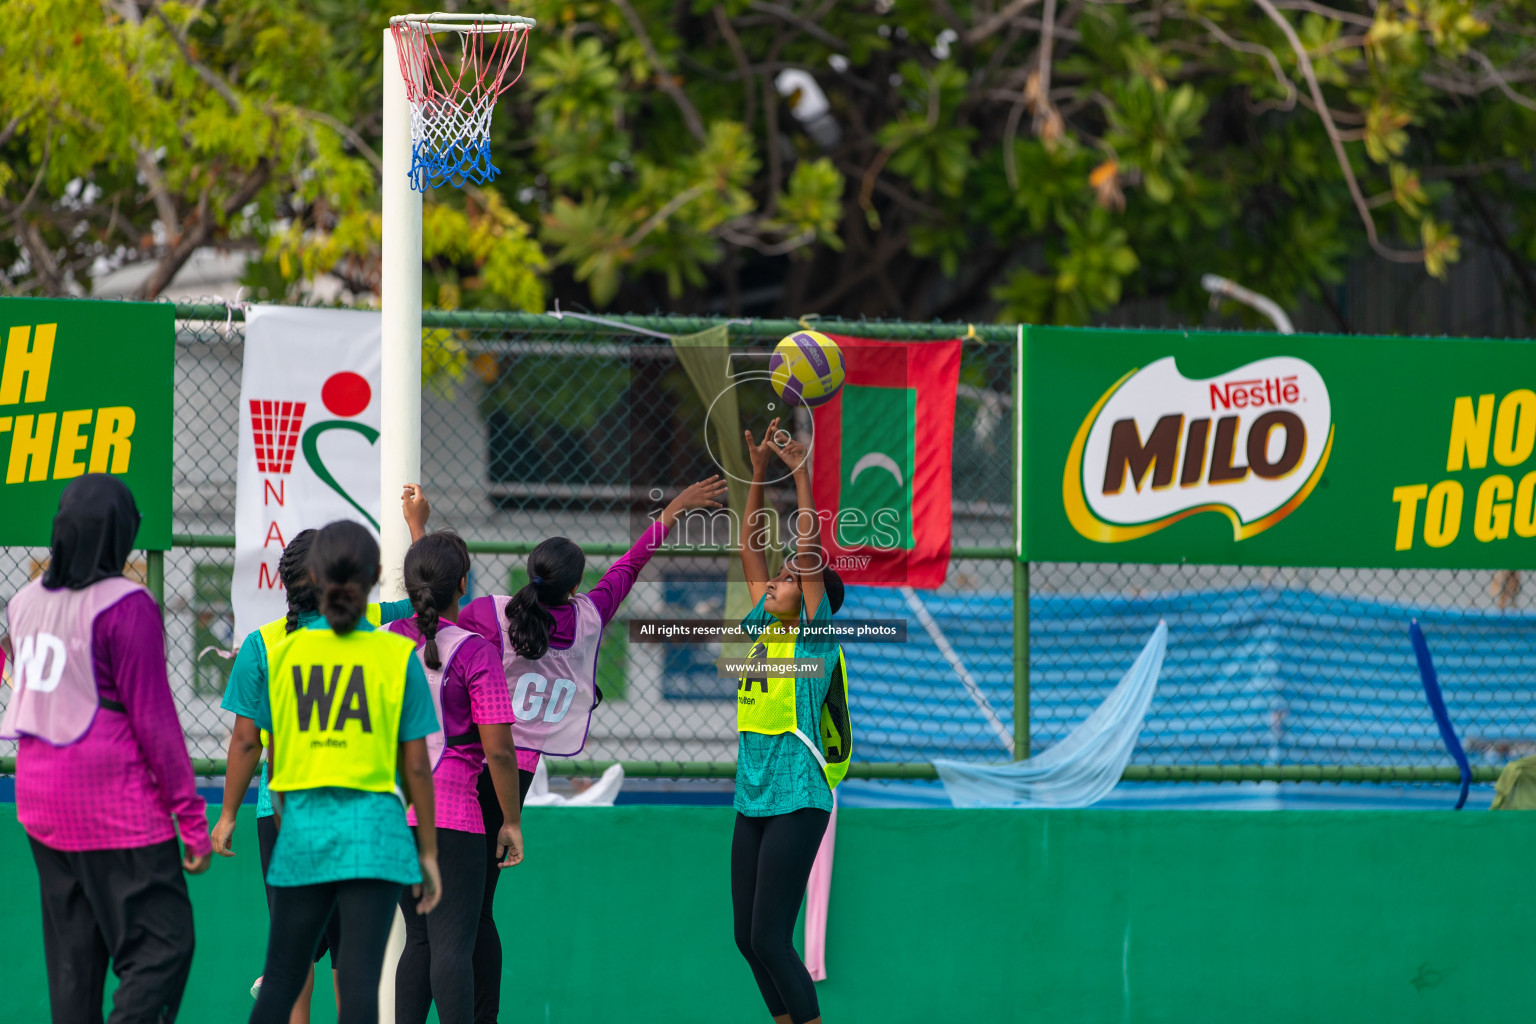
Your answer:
[662,476,730,528]
[774,435,809,475]
[744,418,785,476]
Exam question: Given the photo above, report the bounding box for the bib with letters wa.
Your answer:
[737,624,853,789]
[255,603,388,751]
[266,627,416,794]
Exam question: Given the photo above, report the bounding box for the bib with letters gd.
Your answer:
[266,627,416,794]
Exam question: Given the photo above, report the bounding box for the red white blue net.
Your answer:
[389,16,532,191]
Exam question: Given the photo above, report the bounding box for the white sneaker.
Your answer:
[250,976,262,1000]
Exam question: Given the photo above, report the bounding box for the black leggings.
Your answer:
[30,836,195,1024]
[394,828,485,1024]
[731,808,831,1024]
[258,815,340,965]
[472,765,535,1024]
[249,879,401,1024]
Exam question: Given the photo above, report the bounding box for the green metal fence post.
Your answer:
[146,549,165,608]
[1013,324,1029,760]
[1013,562,1030,759]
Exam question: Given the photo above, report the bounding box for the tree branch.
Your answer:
[1468,48,1536,111]
[612,0,706,143]
[966,0,1042,46]
[1252,0,1421,264]
[714,7,757,131]
[136,160,271,299]
[298,107,384,177]
[1194,15,1296,111]
[0,134,54,229]
[149,3,242,114]
[746,1,846,51]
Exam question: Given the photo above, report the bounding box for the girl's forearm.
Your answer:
[220,722,263,818]
[791,469,821,557]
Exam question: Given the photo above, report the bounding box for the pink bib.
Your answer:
[2,577,146,746]
[493,592,602,757]
[389,620,473,770]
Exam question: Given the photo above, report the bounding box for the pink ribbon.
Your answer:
[802,795,836,981]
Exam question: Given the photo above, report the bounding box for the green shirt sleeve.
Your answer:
[397,655,440,742]
[221,629,268,720]
[376,598,415,625]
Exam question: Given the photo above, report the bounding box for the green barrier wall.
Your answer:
[2,805,1530,1024]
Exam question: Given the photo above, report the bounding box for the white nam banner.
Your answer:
[233,306,383,642]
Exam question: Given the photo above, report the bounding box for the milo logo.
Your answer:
[1063,356,1334,543]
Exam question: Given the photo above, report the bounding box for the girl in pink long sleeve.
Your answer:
[2,474,211,1024]
[401,477,727,1023]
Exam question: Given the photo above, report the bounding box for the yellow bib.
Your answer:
[256,605,385,749]
[737,624,853,789]
[265,626,416,794]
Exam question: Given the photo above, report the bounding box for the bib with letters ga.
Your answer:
[265,626,416,793]
[737,622,853,789]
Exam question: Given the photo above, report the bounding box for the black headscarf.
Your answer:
[42,475,141,591]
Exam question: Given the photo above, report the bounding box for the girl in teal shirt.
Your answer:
[732,421,845,1024]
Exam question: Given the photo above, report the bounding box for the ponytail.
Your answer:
[414,592,442,669]
[306,521,379,635]
[506,537,585,659]
[403,531,471,670]
[279,529,319,634]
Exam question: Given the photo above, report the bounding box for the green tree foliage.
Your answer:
[4,0,1536,326]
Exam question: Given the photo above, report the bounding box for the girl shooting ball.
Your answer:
[400,475,729,1022]
[732,419,852,1024]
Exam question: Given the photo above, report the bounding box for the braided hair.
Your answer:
[279,529,320,634]
[307,521,379,635]
[505,537,585,660]
[403,531,471,669]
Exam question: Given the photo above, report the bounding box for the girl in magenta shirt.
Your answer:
[402,477,727,1022]
[3,475,211,1023]
[386,531,524,1024]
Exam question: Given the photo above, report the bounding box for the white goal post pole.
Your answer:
[380,26,423,602]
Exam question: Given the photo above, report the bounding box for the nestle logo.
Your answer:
[1210,376,1300,411]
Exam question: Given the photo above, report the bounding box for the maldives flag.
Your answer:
[810,336,962,588]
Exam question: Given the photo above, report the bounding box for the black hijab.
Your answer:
[42,475,141,590]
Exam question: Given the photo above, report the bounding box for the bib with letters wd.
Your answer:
[737,623,853,789]
[2,577,144,746]
[387,620,474,770]
[492,592,601,757]
[266,626,416,793]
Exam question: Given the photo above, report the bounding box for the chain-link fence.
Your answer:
[2,303,1531,782]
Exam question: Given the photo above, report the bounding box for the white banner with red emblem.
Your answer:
[233,306,383,642]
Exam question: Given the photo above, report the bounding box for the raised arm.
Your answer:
[403,484,430,544]
[774,435,825,618]
[585,476,729,625]
[740,419,783,604]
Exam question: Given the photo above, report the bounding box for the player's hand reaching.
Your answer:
[402,484,430,542]
[773,435,810,475]
[662,476,730,529]
[745,418,785,477]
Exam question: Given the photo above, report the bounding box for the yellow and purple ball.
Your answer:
[769,330,845,408]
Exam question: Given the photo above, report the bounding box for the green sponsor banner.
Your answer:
[1025,326,1536,568]
[0,298,173,549]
